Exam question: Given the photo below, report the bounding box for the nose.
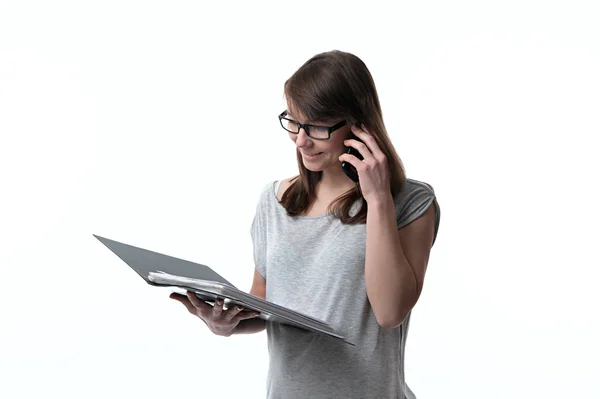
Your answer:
[295,127,312,147]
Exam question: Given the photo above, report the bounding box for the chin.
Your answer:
[300,153,340,173]
[302,162,324,172]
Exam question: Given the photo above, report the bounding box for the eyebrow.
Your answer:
[286,110,322,125]
[286,110,305,122]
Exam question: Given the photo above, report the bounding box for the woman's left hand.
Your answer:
[338,125,392,204]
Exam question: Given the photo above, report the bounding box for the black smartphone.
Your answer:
[341,132,364,183]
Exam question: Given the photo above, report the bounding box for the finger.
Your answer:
[339,153,364,170]
[212,297,224,317]
[350,125,385,160]
[224,305,245,320]
[170,292,186,300]
[350,123,369,138]
[186,291,213,314]
[344,138,373,161]
[233,310,262,322]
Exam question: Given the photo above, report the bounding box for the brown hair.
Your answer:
[280,50,406,224]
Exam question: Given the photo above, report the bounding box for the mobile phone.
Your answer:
[341,132,364,183]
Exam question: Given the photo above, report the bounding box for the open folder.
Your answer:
[93,234,353,345]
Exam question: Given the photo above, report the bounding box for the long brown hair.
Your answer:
[280,50,406,224]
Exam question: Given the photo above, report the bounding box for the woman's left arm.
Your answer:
[339,125,436,328]
[364,196,436,328]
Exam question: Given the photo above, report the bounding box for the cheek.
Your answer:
[324,144,346,161]
[329,137,348,154]
[333,130,352,148]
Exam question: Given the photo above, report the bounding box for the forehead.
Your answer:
[285,108,309,122]
[283,96,318,123]
[286,107,337,125]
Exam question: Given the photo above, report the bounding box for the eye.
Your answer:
[309,126,329,139]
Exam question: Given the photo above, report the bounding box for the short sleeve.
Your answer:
[394,180,441,245]
[250,182,272,279]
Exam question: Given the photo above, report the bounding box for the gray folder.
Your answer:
[93,234,353,345]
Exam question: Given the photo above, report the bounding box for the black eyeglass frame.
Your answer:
[278,110,347,140]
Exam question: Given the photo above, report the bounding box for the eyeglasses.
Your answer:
[278,110,347,140]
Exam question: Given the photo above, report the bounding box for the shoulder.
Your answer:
[393,178,441,243]
[254,176,297,205]
[275,176,297,201]
[394,178,436,204]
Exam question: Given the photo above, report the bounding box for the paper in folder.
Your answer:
[93,234,353,345]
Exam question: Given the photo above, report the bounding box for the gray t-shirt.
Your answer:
[250,178,440,399]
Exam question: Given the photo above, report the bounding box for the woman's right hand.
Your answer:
[170,291,261,337]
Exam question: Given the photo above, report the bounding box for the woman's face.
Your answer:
[286,109,352,173]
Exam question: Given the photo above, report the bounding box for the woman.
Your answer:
[171,50,441,399]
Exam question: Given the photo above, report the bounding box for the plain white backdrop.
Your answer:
[1,1,599,398]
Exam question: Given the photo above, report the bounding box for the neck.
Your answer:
[317,166,356,197]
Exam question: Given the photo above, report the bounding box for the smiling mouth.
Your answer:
[304,152,323,156]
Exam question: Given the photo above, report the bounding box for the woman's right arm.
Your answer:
[170,266,267,336]
[231,267,267,334]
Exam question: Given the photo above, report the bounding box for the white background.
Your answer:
[1,1,599,398]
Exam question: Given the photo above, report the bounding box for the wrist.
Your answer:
[230,318,266,335]
[366,193,395,212]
